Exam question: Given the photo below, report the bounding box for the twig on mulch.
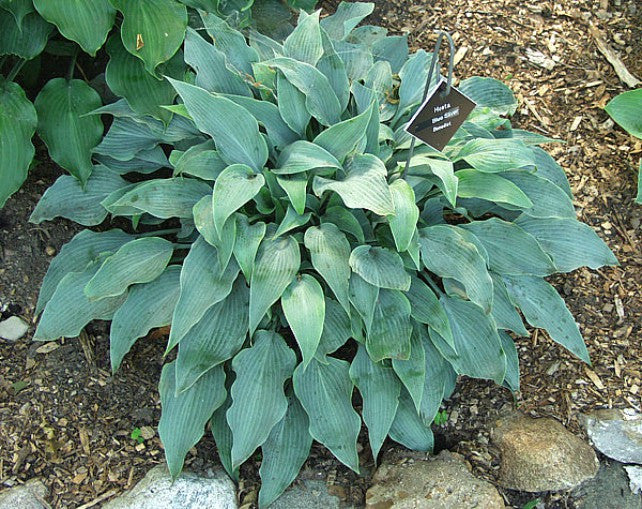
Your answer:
[589,25,641,88]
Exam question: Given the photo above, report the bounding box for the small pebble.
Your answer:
[45,246,56,256]
[0,316,29,341]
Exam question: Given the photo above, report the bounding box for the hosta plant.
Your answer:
[605,87,642,204]
[0,0,314,207]
[32,3,617,506]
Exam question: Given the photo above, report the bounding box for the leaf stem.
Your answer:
[134,228,183,238]
[67,47,78,81]
[6,59,26,82]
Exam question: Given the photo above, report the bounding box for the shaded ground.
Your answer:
[1,0,641,507]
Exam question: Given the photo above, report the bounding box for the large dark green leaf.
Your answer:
[33,0,115,55]
[0,9,52,60]
[0,79,37,208]
[110,0,187,76]
[0,0,34,29]
[159,361,226,478]
[293,357,361,472]
[35,78,103,185]
[228,330,296,468]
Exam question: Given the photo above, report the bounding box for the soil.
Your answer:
[1,0,641,507]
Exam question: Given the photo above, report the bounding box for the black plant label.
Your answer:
[405,77,477,151]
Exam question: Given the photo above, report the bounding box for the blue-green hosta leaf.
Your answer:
[267,57,341,126]
[456,168,533,209]
[406,156,458,207]
[293,356,361,472]
[168,237,240,351]
[458,76,518,116]
[389,179,419,252]
[419,225,494,313]
[274,140,342,175]
[84,237,173,300]
[500,331,520,392]
[0,10,52,60]
[420,329,450,425]
[35,78,103,185]
[349,273,379,330]
[313,153,394,216]
[605,87,642,138]
[105,36,183,124]
[322,206,365,243]
[346,25,387,45]
[277,73,309,137]
[282,274,325,368]
[455,138,534,173]
[276,174,307,215]
[316,299,351,357]
[392,324,425,411]
[34,260,127,341]
[171,141,226,180]
[249,29,283,60]
[405,276,454,348]
[366,289,412,362]
[313,104,372,163]
[0,79,37,208]
[169,79,268,172]
[431,296,506,384]
[334,40,374,81]
[0,0,34,29]
[259,391,313,508]
[210,386,238,481]
[351,82,379,156]
[349,245,411,291]
[389,388,433,452]
[159,361,226,478]
[372,35,408,74]
[249,236,301,334]
[200,11,259,75]
[175,277,249,392]
[283,10,323,66]
[29,165,126,226]
[461,218,556,276]
[193,195,236,269]
[274,207,311,238]
[304,223,351,314]
[98,146,168,175]
[35,229,132,315]
[111,178,211,219]
[212,164,265,235]
[393,50,431,123]
[515,216,618,272]
[33,0,115,55]
[319,1,374,40]
[223,93,298,150]
[228,330,296,468]
[531,147,573,198]
[318,27,350,111]
[233,215,266,282]
[490,273,529,337]
[501,171,576,219]
[110,0,187,76]
[93,117,159,162]
[184,27,251,96]
[110,265,181,373]
[503,275,590,363]
[350,345,400,460]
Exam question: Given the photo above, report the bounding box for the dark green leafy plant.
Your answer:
[30,3,617,506]
[605,87,642,204]
[0,0,314,207]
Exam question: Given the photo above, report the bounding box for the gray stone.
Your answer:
[103,465,237,509]
[270,480,345,509]
[573,462,642,509]
[0,479,48,509]
[625,466,642,495]
[581,409,642,464]
[0,316,29,341]
[365,450,504,508]
[492,412,599,492]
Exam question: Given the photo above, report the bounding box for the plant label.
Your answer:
[405,77,476,151]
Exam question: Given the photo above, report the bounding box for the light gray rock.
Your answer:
[573,462,642,509]
[0,479,48,509]
[270,480,345,509]
[581,409,642,464]
[0,316,29,341]
[492,412,599,492]
[103,465,237,509]
[626,466,642,495]
[365,450,505,508]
